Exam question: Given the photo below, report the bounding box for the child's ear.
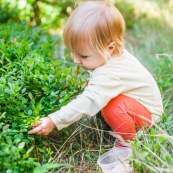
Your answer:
[108,42,116,55]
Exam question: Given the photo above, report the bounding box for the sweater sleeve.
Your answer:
[48,69,125,130]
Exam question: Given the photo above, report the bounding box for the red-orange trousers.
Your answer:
[101,94,152,141]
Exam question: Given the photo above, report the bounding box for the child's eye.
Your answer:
[80,55,89,59]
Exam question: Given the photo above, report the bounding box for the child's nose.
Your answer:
[73,56,81,64]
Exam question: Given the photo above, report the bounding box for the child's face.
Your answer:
[70,45,106,71]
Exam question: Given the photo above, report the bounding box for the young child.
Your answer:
[28,0,163,158]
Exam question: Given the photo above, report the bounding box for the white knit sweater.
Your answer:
[49,49,163,130]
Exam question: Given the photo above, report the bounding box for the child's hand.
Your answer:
[28,117,55,135]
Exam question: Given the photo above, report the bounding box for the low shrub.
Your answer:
[0,22,85,172]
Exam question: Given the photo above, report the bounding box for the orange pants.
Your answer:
[101,94,152,141]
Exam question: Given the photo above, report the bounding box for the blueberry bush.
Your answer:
[0,22,85,172]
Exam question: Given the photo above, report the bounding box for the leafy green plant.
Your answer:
[115,0,143,29]
[0,0,75,29]
[0,22,85,172]
[0,1,20,23]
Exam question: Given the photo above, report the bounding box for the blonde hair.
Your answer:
[63,1,125,57]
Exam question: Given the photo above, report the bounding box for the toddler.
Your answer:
[28,0,163,171]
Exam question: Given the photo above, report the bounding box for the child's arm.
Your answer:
[28,117,55,135]
[48,71,124,130]
[28,67,124,135]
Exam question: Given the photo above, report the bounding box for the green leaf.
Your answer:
[22,88,26,93]
[150,128,155,135]
[0,112,6,119]
[35,69,40,75]
[18,142,25,149]
[158,136,165,143]
[14,138,21,144]
[28,92,32,99]
[42,163,65,170]
[28,110,32,116]
[33,167,47,173]
[26,146,34,154]
[6,169,13,173]
[33,163,66,173]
